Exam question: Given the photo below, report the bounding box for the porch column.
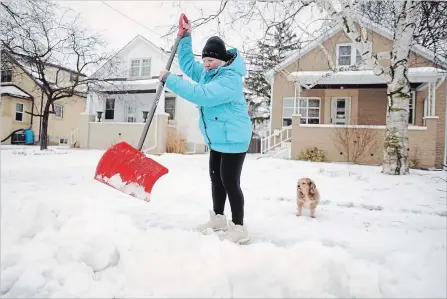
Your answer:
[155,90,166,115]
[290,114,302,160]
[79,112,95,149]
[85,93,93,114]
[428,82,436,116]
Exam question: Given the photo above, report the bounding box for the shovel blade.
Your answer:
[94,141,169,202]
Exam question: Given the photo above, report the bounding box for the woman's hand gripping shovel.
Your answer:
[94,14,190,202]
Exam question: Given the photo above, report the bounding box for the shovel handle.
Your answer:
[136,15,186,151]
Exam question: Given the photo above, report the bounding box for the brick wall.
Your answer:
[435,81,446,168]
[357,89,387,125]
[291,114,439,169]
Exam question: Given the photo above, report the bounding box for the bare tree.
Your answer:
[166,0,445,175]
[358,0,447,61]
[332,125,379,164]
[1,0,116,150]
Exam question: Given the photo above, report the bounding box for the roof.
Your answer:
[265,14,447,83]
[0,84,33,99]
[91,74,185,92]
[91,34,202,79]
[288,67,447,86]
[3,51,87,77]
[93,78,160,92]
[3,51,87,96]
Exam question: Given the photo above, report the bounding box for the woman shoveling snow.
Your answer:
[158,20,253,245]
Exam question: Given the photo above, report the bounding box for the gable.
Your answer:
[267,16,447,82]
[91,35,182,80]
[2,55,43,98]
[2,52,87,96]
[281,27,435,75]
[2,53,42,90]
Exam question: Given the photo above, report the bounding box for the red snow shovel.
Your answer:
[94,13,190,202]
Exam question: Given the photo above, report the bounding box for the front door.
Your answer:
[331,97,351,125]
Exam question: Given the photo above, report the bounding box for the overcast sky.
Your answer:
[55,0,266,56]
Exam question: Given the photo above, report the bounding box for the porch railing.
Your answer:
[260,126,292,154]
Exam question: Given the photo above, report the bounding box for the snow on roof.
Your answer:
[5,52,87,94]
[92,78,161,92]
[0,85,32,99]
[288,67,447,85]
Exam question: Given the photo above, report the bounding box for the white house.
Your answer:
[79,34,206,154]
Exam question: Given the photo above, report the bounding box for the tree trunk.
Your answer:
[382,78,411,175]
[381,1,416,175]
[39,100,52,150]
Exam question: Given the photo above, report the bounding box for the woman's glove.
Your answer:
[159,69,171,82]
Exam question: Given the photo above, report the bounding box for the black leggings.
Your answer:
[209,149,246,226]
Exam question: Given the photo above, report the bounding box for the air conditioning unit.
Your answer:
[11,131,25,144]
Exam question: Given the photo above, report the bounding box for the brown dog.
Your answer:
[296,178,320,218]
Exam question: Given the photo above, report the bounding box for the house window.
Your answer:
[282,97,320,126]
[331,97,351,125]
[59,138,68,145]
[336,43,365,67]
[409,91,415,125]
[165,96,176,120]
[15,103,24,121]
[55,104,63,118]
[105,98,115,120]
[1,69,12,82]
[127,100,136,122]
[130,58,151,77]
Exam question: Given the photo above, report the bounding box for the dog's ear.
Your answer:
[309,180,316,194]
[297,181,303,195]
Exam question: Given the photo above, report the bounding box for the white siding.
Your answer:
[87,35,205,147]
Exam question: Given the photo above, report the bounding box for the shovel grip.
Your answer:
[177,13,189,36]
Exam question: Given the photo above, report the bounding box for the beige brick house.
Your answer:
[263,17,447,170]
[1,52,86,146]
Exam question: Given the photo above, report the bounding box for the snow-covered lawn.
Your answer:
[1,145,446,298]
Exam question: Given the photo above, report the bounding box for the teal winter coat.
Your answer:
[164,35,252,153]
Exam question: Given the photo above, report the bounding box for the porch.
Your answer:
[261,67,446,169]
[77,111,170,154]
[261,114,439,168]
[79,78,207,154]
[86,78,175,123]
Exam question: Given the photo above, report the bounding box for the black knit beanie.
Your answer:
[202,36,229,62]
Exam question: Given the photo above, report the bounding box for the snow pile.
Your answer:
[1,146,446,298]
[97,173,152,202]
[3,145,70,156]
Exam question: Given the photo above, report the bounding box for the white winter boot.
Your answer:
[224,221,250,244]
[196,210,228,234]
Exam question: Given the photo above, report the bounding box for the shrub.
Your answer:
[298,147,326,162]
[166,131,185,154]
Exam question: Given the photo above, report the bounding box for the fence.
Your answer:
[247,136,261,153]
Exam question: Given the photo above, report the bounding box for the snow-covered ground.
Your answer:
[1,145,446,298]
